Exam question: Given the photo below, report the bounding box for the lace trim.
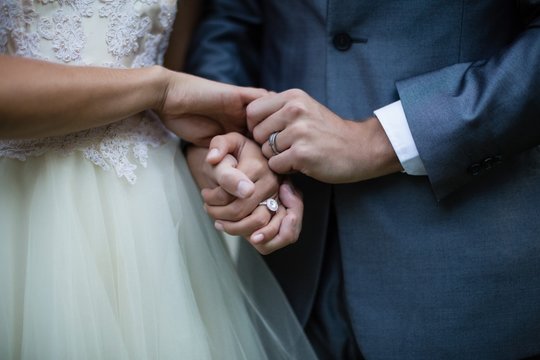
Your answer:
[0,113,173,184]
[0,0,178,183]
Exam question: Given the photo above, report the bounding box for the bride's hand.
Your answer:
[157,71,267,146]
[202,133,303,255]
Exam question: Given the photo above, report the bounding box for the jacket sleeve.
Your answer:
[185,0,262,87]
[396,2,540,200]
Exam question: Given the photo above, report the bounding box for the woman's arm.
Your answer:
[0,55,165,139]
[0,55,264,144]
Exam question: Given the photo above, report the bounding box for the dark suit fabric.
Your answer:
[187,1,540,359]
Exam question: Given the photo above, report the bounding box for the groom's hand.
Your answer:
[247,89,402,183]
[201,133,304,254]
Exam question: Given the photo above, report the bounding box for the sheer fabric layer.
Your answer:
[0,141,316,360]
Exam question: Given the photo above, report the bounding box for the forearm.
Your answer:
[396,22,540,198]
[0,55,168,139]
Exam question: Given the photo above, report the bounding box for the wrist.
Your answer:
[365,116,403,176]
[147,65,173,112]
[346,117,403,181]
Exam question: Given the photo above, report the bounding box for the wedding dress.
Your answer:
[0,1,315,359]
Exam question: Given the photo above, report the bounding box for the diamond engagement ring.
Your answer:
[259,198,279,212]
[268,131,281,155]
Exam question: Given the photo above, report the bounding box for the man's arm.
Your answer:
[396,3,540,199]
[184,0,305,251]
[185,0,262,86]
[247,89,402,184]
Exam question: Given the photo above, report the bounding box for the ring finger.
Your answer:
[201,186,236,206]
[261,128,293,159]
[205,176,277,221]
[215,205,274,238]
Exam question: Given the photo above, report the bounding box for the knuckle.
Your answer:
[283,101,306,117]
[257,247,273,256]
[205,207,219,219]
[253,215,268,229]
[223,226,243,237]
[229,131,242,139]
[290,145,307,163]
[227,131,243,144]
[252,127,265,144]
[201,188,212,200]
[221,224,237,235]
[298,148,313,165]
[286,88,307,99]
[263,224,278,238]
[228,202,247,220]
[246,158,265,176]
[219,172,237,188]
[291,120,310,137]
[214,203,239,221]
[209,134,224,148]
[216,190,232,204]
[246,102,258,119]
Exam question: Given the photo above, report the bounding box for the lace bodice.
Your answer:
[0,0,177,183]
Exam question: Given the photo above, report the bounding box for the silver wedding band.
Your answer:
[269,131,281,156]
[259,198,279,213]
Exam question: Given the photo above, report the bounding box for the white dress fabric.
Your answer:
[0,1,316,359]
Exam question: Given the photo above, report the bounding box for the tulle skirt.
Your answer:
[0,140,315,359]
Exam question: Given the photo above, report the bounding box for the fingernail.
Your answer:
[252,233,264,243]
[214,221,224,231]
[237,180,253,198]
[207,148,220,160]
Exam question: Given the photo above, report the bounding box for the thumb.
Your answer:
[214,154,255,199]
[206,132,245,165]
[239,87,269,103]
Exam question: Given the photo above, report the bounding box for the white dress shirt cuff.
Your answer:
[374,101,427,176]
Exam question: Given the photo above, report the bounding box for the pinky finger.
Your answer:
[249,206,286,246]
[252,213,302,255]
[255,214,300,255]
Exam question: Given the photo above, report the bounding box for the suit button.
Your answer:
[482,155,502,170]
[333,33,352,51]
[482,157,494,170]
[467,163,482,176]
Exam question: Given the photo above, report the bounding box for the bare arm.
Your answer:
[0,0,202,139]
[0,55,265,144]
[0,55,166,139]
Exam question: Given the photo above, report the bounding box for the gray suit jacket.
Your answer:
[187,1,540,358]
